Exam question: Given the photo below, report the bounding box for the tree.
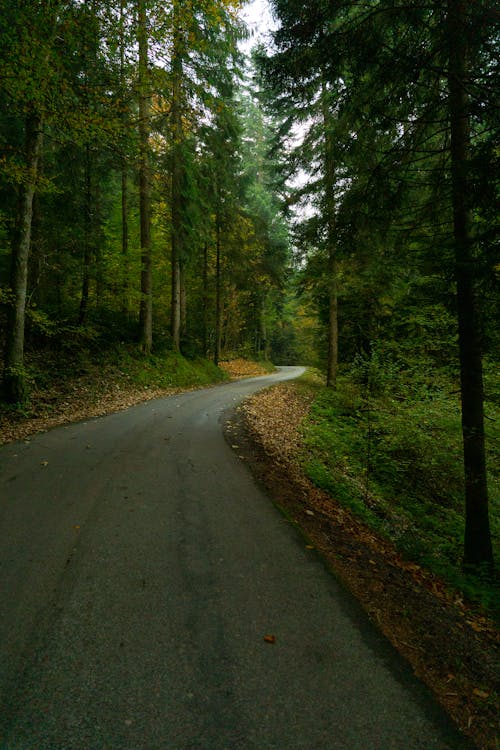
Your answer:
[446,0,493,567]
[257,4,344,384]
[137,0,153,353]
[263,0,497,566]
[0,0,62,402]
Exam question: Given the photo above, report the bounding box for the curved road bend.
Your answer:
[0,366,473,750]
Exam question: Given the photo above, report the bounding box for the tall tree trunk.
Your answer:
[180,263,187,341]
[171,254,181,351]
[214,213,222,367]
[326,249,338,388]
[202,242,208,356]
[137,0,152,353]
[94,180,103,307]
[447,0,493,567]
[78,142,92,325]
[120,0,130,318]
[3,112,43,403]
[121,160,130,315]
[28,148,44,306]
[322,78,338,388]
[170,1,184,353]
[260,294,268,359]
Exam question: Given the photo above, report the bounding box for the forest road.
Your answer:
[0,366,474,750]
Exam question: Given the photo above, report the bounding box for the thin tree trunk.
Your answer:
[180,262,187,341]
[170,1,183,353]
[3,112,43,403]
[137,0,152,353]
[260,294,268,359]
[326,246,338,387]
[79,142,92,325]
[121,160,130,315]
[28,147,44,306]
[171,254,181,351]
[120,0,130,317]
[447,0,493,567]
[214,214,222,367]
[322,77,338,388]
[94,181,103,307]
[202,242,208,356]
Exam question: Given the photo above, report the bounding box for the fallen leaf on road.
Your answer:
[263,635,276,644]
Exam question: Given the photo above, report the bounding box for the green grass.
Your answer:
[299,367,500,620]
[119,348,229,389]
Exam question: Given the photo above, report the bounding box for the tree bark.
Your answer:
[202,242,209,356]
[120,0,130,317]
[3,112,43,403]
[171,254,181,351]
[260,294,268,359]
[180,263,187,341]
[170,0,184,353]
[446,0,493,567]
[214,213,222,367]
[121,160,130,315]
[326,248,338,388]
[322,77,338,388]
[78,142,92,325]
[137,0,153,354]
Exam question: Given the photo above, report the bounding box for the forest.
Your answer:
[0,0,498,588]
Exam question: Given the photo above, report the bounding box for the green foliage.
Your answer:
[300,367,500,619]
[120,349,228,389]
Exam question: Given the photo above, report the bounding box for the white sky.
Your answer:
[238,0,277,54]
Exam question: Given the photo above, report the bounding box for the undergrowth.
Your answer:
[119,348,228,389]
[299,359,500,621]
[0,341,228,423]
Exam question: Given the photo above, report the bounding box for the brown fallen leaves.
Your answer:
[231,382,499,750]
[0,359,265,446]
[0,381,181,446]
[242,384,314,465]
[218,359,272,380]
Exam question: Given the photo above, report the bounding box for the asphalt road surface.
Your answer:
[0,366,474,749]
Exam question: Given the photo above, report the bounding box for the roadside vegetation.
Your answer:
[298,364,499,622]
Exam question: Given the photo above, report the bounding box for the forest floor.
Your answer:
[1,361,498,749]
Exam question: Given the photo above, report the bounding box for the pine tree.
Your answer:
[264,0,497,566]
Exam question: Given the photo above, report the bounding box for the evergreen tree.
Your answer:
[262,0,497,566]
